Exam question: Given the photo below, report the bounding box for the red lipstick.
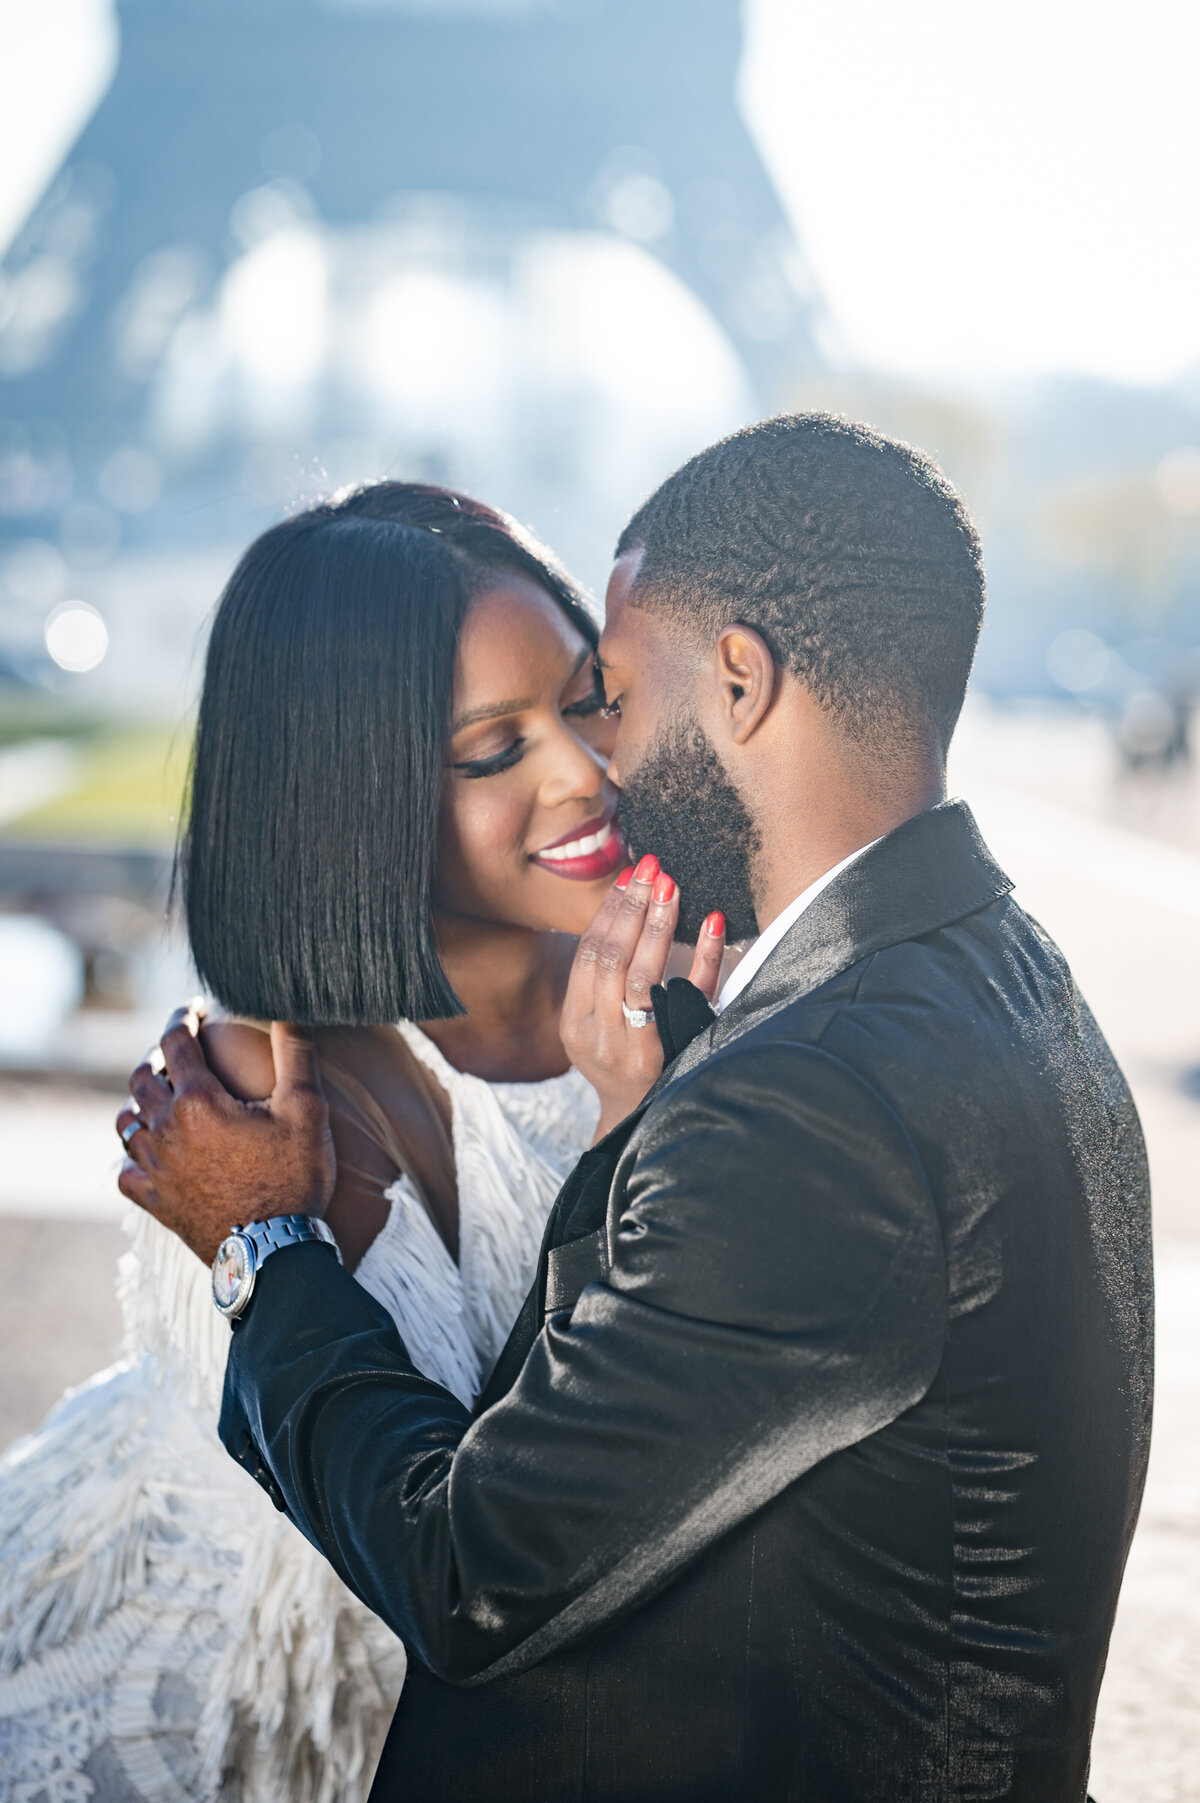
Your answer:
[531,810,627,883]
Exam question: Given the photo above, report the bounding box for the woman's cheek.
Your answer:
[443,782,529,907]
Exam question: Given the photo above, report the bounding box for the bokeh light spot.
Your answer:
[602,172,674,244]
[1156,447,1200,517]
[1045,628,1111,695]
[44,599,108,672]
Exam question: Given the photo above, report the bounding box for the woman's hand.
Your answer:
[561,854,727,1139]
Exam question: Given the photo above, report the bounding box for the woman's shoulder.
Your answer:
[199,1017,276,1101]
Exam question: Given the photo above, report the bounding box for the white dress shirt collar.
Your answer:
[715,839,881,1014]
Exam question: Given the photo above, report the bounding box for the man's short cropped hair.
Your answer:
[615,413,985,754]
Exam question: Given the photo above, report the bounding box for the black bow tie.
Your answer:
[649,977,717,1064]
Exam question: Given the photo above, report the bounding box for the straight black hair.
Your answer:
[179,483,595,1025]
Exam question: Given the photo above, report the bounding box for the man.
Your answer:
[120,415,1151,1800]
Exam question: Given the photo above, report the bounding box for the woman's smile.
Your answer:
[531,809,626,882]
[436,573,626,936]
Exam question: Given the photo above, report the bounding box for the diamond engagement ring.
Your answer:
[622,1000,654,1029]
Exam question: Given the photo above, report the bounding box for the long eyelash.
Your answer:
[453,739,525,779]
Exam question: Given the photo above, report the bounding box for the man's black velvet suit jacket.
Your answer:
[219,801,1153,1801]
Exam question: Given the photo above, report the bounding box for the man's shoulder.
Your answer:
[649,888,1087,1130]
[733,887,1066,1053]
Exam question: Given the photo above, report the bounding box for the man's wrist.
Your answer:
[212,1215,340,1319]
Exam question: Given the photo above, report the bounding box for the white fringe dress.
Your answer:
[0,1024,598,1803]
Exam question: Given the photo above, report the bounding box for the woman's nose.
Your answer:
[542,722,610,807]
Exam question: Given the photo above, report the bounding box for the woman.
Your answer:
[0,484,725,1803]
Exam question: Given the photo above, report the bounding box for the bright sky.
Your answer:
[1,0,1198,387]
[742,0,1200,385]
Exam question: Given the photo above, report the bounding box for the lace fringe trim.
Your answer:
[355,1180,480,1408]
[117,1206,230,1415]
[396,1024,591,1372]
[0,1359,403,1803]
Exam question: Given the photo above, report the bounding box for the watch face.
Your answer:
[212,1235,254,1317]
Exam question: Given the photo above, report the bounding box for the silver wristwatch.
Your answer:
[211,1214,341,1320]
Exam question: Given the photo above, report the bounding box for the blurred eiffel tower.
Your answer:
[0,0,824,558]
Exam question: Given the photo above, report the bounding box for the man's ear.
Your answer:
[714,624,778,744]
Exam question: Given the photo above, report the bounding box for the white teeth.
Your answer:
[538,820,613,862]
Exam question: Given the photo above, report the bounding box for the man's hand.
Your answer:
[116,1007,336,1265]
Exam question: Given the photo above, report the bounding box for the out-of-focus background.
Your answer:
[0,1,1197,1792]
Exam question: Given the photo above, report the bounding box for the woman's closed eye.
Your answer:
[452,738,526,779]
[451,662,607,778]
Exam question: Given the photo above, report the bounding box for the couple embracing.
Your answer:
[1,415,1151,1802]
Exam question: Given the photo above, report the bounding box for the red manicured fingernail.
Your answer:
[634,854,659,883]
[705,911,725,937]
[615,866,634,890]
[653,872,675,903]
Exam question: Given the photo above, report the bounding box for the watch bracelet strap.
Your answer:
[236,1214,342,1266]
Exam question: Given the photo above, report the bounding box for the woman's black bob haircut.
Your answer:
[179,482,597,1025]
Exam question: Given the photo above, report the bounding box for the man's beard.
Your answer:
[617,716,761,943]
